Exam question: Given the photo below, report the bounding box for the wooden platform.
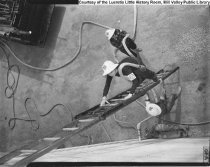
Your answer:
[33,137,209,163]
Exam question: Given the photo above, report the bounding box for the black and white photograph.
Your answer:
[0,0,210,166]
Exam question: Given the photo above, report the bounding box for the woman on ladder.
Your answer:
[105,28,143,64]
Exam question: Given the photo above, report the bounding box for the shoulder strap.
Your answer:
[122,35,134,57]
[118,62,140,78]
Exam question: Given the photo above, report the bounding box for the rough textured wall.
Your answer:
[0,5,209,151]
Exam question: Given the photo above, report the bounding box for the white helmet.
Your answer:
[145,101,162,116]
[102,60,118,76]
[105,29,115,40]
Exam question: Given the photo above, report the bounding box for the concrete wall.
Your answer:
[0,5,209,152]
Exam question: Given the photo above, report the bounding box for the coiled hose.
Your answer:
[0,43,74,130]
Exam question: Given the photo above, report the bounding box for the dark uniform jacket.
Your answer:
[103,57,157,97]
[110,29,138,58]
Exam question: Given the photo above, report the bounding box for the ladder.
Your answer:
[0,66,179,167]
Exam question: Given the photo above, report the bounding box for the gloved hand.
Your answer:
[113,48,119,63]
[122,93,133,100]
[100,96,110,106]
[139,65,146,71]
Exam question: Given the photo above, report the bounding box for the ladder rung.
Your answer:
[63,127,79,131]
[106,102,119,106]
[78,118,95,123]
[121,94,128,97]
[43,137,60,141]
[109,99,123,102]
[20,150,37,153]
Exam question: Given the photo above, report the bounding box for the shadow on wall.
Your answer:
[1,6,66,81]
[45,6,66,51]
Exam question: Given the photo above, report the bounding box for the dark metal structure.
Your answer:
[0,0,54,45]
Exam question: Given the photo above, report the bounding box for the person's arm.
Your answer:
[122,67,139,100]
[159,80,165,100]
[144,93,150,101]
[101,75,113,106]
[113,48,119,63]
[103,75,113,97]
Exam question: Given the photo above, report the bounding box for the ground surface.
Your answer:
[0,5,209,152]
[34,138,209,162]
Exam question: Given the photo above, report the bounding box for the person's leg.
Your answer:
[167,86,182,112]
[145,126,160,139]
[157,82,168,123]
[155,124,188,132]
[157,124,189,137]
[159,83,166,101]
[125,38,143,65]
[119,46,143,65]
[157,100,167,123]
[134,51,144,65]
[119,46,130,56]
